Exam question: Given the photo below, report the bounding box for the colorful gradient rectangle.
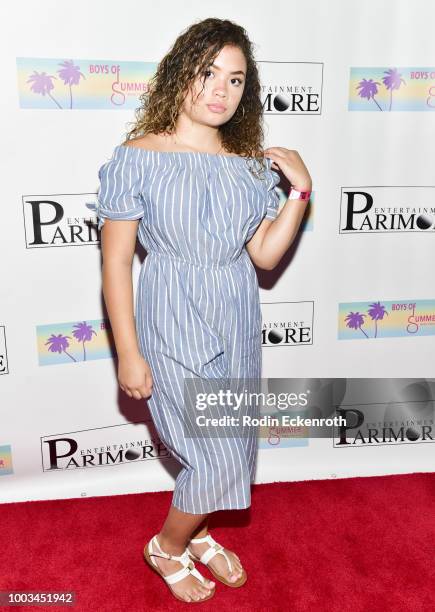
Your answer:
[348,67,435,111]
[258,415,309,449]
[338,299,435,339]
[0,445,13,476]
[16,57,156,109]
[36,319,116,365]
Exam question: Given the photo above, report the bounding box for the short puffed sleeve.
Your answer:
[85,146,144,230]
[263,162,281,221]
[264,158,281,220]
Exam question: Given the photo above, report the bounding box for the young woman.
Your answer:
[89,17,311,604]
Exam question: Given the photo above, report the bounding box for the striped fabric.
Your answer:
[86,144,281,514]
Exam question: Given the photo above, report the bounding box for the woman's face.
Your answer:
[182,44,247,127]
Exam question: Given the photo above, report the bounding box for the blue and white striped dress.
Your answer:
[87,144,280,514]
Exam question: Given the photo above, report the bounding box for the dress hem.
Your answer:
[171,499,252,514]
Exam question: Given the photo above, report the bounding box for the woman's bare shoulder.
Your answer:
[121,133,166,151]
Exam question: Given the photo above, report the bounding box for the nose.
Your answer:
[213,89,226,101]
[212,77,227,98]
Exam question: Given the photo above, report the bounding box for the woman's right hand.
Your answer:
[117,353,153,400]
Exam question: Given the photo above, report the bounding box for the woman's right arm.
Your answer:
[101,219,153,400]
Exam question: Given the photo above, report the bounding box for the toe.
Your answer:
[230,556,242,577]
[233,566,243,580]
[196,587,208,599]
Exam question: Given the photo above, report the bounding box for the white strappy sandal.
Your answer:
[143,534,215,603]
[187,533,247,588]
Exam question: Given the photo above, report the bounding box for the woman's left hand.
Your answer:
[264,147,312,191]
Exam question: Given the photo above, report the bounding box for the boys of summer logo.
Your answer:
[261,301,314,347]
[16,57,156,109]
[41,423,170,471]
[37,319,115,366]
[0,326,9,376]
[338,300,435,340]
[0,445,13,476]
[258,420,309,449]
[348,67,435,111]
[258,61,323,115]
[256,379,308,449]
[258,378,348,449]
[339,187,435,233]
[23,193,101,248]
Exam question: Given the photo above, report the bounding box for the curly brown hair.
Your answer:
[123,17,268,176]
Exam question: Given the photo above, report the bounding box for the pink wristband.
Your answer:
[288,187,311,201]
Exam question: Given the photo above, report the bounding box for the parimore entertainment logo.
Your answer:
[0,326,9,376]
[23,193,100,247]
[261,301,314,348]
[340,187,435,233]
[41,423,171,471]
[258,61,323,115]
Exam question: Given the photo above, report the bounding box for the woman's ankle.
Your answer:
[156,532,187,556]
[190,525,209,540]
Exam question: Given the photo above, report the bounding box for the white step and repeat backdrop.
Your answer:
[1,1,434,503]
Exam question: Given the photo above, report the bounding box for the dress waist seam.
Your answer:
[146,249,246,269]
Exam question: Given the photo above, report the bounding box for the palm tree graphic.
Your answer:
[72,321,97,361]
[344,312,369,338]
[26,59,86,109]
[356,78,383,111]
[44,321,98,362]
[367,301,389,338]
[57,60,86,109]
[356,68,406,111]
[45,334,77,361]
[27,71,63,108]
[382,68,406,111]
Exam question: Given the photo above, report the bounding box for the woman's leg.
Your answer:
[158,504,208,549]
[151,504,215,602]
[188,516,244,583]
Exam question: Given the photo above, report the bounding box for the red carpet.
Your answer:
[1,472,434,611]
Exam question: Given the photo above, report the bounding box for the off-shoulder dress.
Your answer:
[86,144,280,514]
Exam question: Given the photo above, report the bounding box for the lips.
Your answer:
[207,103,226,113]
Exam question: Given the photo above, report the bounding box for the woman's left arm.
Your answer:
[246,147,312,271]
